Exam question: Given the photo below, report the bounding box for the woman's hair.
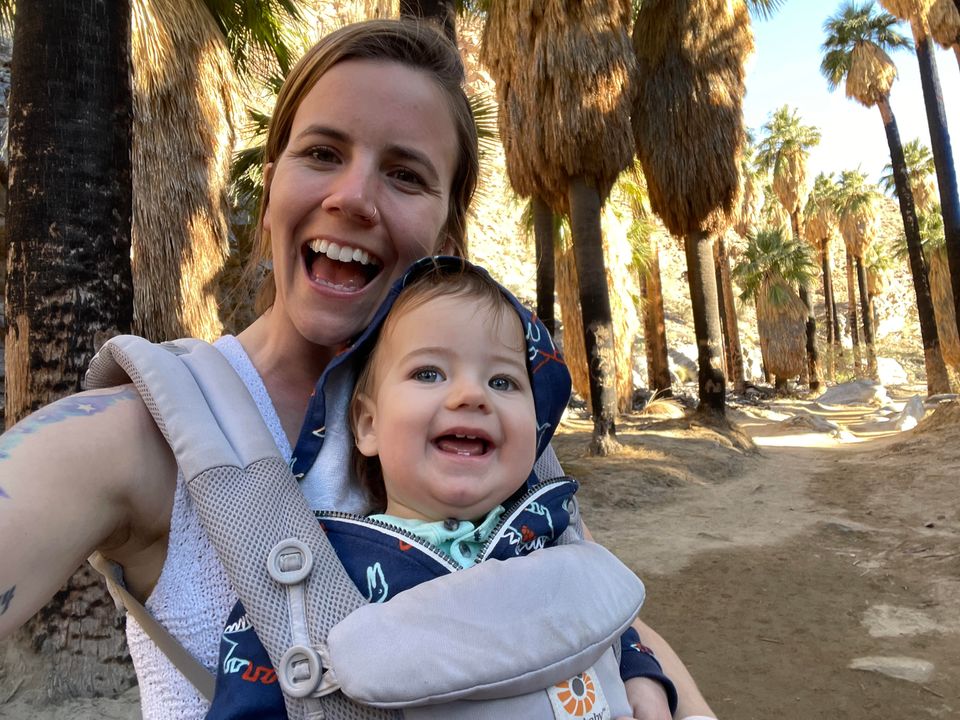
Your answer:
[251,19,479,312]
[349,264,514,512]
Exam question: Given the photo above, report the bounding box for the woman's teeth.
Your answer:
[307,238,374,266]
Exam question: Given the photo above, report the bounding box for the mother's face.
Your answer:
[262,59,460,350]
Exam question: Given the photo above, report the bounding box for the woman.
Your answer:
[0,18,713,720]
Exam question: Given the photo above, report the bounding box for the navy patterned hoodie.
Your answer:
[205,257,676,719]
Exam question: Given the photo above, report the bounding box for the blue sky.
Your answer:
[744,0,960,185]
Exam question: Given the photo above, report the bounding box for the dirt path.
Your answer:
[564,394,960,720]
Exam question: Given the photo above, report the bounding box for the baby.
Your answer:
[206,258,676,719]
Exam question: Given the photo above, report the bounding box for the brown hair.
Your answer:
[349,263,516,512]
[252,19,479,313]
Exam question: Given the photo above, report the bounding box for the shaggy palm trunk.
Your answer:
[400,0,456,41]
[684,230,726,415]
[914,34,960,346]
[846,251,863,376]
[532,195,557,337]
[791,212,822,390]
[878,97,952,394]
[716,238,745,393]
[640,237,672,397]
[568,177,618,454]
[2,0,135,701]
[855,258,879,378]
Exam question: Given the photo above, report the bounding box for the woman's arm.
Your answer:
[0,385,176,638]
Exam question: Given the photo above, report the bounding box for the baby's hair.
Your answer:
[350,263,523,512]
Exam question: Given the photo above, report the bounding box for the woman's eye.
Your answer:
[489,376,516,391]
[390,167,426,186]
[308,146,339,163]
[413,368,444,383]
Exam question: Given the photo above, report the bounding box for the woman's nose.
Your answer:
[321,163,379,224]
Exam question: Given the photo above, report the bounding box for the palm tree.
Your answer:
[836,169,883,377]
[620,166,673,397]
[482,0,636,454]
[879,0,960,336]
[756,105,824,390]
[822,1,951,394]
[803,172,845,379]
[3,0,136,701]
[919,205,960,379]
[928,0,960,69]
[734,227,816,392]
[880,137,938,211]
[632,0,756,416]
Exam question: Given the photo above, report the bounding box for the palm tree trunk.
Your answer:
[568,177,619,454]
[639,236,672,397]
[877,97,952,394]
[2,0,135,701]
[683,230,726,415]
[855,258,879,378]
[399,0,456,41]
[913,32,960,349]
[821,238,840,381]
[790,212,822,390]
[716,238,745,393]
[531,195,557,337]
[846,250,863,376]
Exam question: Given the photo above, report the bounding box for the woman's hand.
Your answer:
[615,676,672,720]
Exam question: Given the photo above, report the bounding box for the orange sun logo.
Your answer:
[554,672,596,715]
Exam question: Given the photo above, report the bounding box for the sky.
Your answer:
[743,0,960,185]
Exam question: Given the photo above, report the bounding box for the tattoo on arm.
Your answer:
[0,387,140,498]
[0,585,14,615]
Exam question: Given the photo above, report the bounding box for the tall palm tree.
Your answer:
[482,0,636,454]
[928,0,960,69]
[4,0,136,701]
[803,172,844,379]
[880,137,938,210]
[879,0,960,338]
[919,204,960,378]
[734,227,816,391]
[756,105,824,390]
[822,1,951,393]
[632,0,761,416]
[836,169,883,377]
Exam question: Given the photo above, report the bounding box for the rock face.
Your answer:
[895,395,926,431]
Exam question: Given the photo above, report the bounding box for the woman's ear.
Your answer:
[261,162,275,232]
[353,392,380,458]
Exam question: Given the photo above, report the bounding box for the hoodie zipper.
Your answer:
[314,510,463,571]
[315,476,575,572]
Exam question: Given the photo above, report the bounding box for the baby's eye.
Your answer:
[413,367,444,383]
[489,376,517,391]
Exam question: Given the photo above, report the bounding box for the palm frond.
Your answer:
[0,0,12,35]
[820,1,911,93]
[202,0,304,78]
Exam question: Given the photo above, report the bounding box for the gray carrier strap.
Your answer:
[327,542,645,708]
[86,335,395,720]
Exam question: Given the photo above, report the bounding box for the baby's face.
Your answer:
[353,293,537,521]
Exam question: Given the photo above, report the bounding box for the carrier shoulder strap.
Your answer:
[85,335,394,720]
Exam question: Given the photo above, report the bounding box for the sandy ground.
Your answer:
[2,388,958,719]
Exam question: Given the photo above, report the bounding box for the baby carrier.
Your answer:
[85,257,649,719]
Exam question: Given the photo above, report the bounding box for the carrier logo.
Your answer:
[547,668,610,720]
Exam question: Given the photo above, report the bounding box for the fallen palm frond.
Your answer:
[638,390,686,418]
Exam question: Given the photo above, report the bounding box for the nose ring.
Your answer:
[358,205,378,222]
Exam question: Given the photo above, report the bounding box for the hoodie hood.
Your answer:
[291,256,571,493]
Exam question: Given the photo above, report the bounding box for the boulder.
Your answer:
[817,379,889,407]
[668,345,698,384]
[877,357,909,386]
[895,395,926,431]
